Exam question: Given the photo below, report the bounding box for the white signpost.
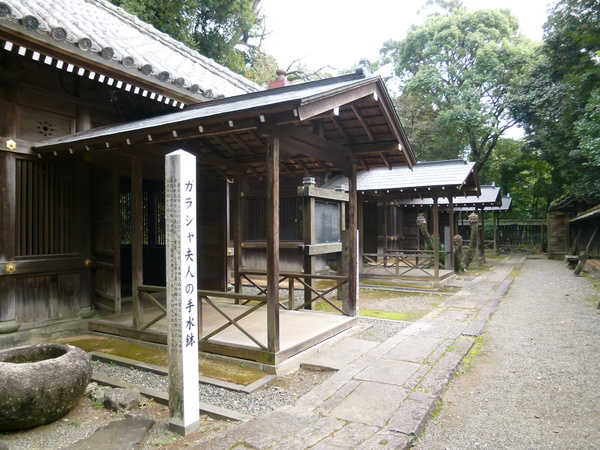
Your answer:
[165,150,200,435]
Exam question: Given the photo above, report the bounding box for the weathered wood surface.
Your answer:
[266,136,280,353]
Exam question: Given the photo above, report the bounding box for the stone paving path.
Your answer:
[414,257,600,449]
[196,257,522,449]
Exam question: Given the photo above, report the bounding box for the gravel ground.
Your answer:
[415,257,600,449]
[0,316,408,449]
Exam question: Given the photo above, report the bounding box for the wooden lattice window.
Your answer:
[245,197,302,241]
[120,185,165,246]
[16,158,75,256]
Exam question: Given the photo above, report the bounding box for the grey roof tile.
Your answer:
[0,0,259,100]
[322,160,478,194]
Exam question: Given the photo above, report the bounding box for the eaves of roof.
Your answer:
[0,0,259,104]
[322,159,478,199]
[31,73,416,177]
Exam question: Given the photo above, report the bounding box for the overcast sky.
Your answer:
[259,0,554,72]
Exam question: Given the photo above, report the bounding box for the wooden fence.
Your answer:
[458,220,547,250]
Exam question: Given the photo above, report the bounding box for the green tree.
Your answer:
[381,4,537,170]
[479,138,553,219]
[511,0,600,203]
[109,0,272,83]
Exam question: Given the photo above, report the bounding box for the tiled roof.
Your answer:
[0,0,259,103]
[397,185,502,207]
[33,73,416,177]
[322,160,479,198]
[34,74,377,148]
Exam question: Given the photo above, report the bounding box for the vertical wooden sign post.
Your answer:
[166,150,199,435]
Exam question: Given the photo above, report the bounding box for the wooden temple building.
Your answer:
[322,159,481,283]
[0,0,416,369]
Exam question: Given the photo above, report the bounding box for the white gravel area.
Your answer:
[415,257,600,449]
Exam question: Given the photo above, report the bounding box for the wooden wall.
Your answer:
[0,47,163,331]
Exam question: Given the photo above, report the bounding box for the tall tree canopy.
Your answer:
[109,0,278,84]
[511,0,600,203]
[381,5,537,170]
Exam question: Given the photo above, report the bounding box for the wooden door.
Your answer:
[197,179,227,290]
[92,168,121,313]
[547,213,566,259]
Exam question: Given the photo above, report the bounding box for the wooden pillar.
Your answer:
[266,136,280,353]
[448,197,455,271]
[479,208,486,260]
[233,176,243,295]
[302,179,316,310]
[433,197,439,278]
[348,164,358,317]
[357,192,364,274]
[0,152,19,333]
[493,211,499,253]
[131,156,144,330]
[382,201,388,259]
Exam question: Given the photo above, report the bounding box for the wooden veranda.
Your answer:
[33,71,416,367]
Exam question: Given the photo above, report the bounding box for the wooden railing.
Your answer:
[361,250,450,277]
[137,271,349,350]
[199,290,268,351]
[239,270,350,315]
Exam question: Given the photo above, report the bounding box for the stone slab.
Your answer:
[272,415,346,449]
[301,338,379,371]
[384,336,449,364]
[356,429,412,449]
[355,359,420,386]
[66,417,154,450]
[311,422,380,449]
[387,391,439,437]
[329,381,409,427]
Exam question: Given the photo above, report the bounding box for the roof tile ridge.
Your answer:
[90,0,259,93]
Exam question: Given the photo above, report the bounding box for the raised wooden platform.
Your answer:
[88,299,358,371]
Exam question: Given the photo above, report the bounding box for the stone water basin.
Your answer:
[0,343,92,430]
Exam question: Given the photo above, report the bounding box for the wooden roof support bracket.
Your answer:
[259,124,353,176]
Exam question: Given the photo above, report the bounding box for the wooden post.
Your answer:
[383,201,388,261]
[358,191,364,272]
[347,164,358,317]
[493,211,499,253]
[233,177,242,296]
[433,197,439,279]
[302,179,315,310]
[0,152,19,334]
[165,150,200,435]
[266,136,280,353]
[131,156,144,330]
[479,208,486,262]
[112,172,122,314]
[449,197,455,271]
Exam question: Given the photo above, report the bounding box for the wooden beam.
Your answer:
[297,82,376,120]
[260,124,352,176]
[330,115,352,144]
[266,136,280,353]
[348,163,358,317]
[350,105,375,142]
[230,133,255,156]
